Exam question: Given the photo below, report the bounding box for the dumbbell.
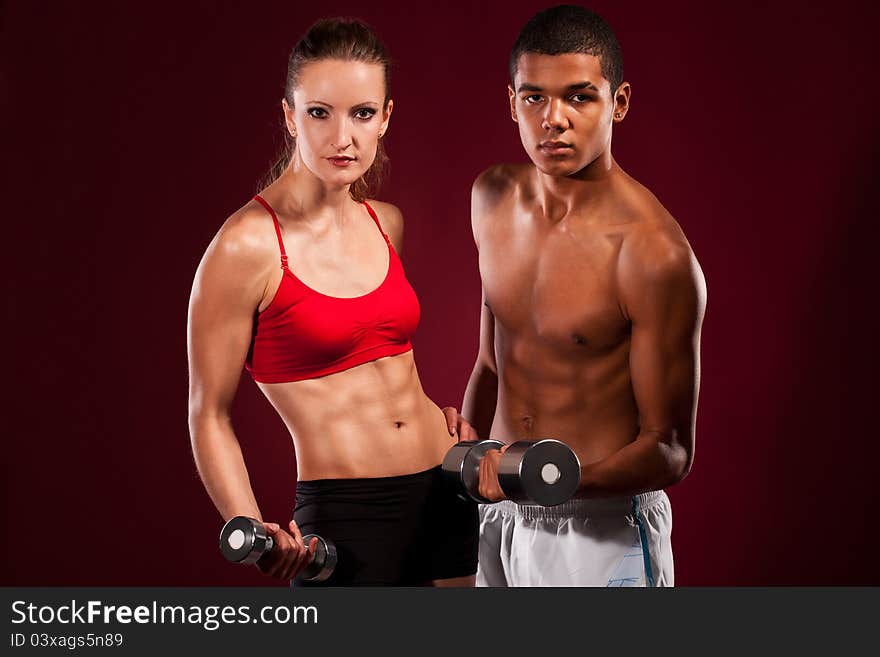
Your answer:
[219,516,337,582]
[442,439,581,506]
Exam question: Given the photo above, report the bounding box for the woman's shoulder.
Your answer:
[205,198,281,273]
[364,198,404,250]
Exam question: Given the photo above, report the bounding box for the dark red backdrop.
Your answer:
[3,0,878,586]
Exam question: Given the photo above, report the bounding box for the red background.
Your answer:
[3,0,878,586]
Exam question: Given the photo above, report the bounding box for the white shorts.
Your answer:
[476,490,674,587]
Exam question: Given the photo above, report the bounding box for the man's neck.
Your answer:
[534,150,617,223]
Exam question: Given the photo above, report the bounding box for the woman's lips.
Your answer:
[327,156,356,167]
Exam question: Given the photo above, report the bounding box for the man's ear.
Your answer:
[508,85,518,123]
[612,82,631,123]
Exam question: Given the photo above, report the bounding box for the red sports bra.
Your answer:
[245,195,421,383]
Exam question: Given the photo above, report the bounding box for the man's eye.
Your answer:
[571,94,591,103]
[307,108,328,118]
[524,95,543,104]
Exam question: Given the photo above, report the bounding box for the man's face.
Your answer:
[509,52,621,177]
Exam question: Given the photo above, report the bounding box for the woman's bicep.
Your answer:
[187,233,269,418]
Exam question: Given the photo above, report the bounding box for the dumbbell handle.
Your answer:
[252,532,326,565]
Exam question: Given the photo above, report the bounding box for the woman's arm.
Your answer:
[187,210,276,521]
[187,208,316,580]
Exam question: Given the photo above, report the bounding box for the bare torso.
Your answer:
[250,191,454,480]
[476,163,694,466]
[259,351,454,480]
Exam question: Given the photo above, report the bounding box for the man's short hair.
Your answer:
[509,5,624,98]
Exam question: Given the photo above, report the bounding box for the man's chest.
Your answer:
[479,218,630,353]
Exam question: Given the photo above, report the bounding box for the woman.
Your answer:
[187,18,478,586]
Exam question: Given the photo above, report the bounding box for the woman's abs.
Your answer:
[258,351,455,480]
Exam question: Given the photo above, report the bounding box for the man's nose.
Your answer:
[541,99,567,132]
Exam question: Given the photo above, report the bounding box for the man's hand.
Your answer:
[478,446,509,502]
[442,406,479,442]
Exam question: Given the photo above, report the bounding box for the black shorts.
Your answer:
[291,465,478,586]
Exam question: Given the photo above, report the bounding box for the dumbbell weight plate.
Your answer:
[300,534,337,582]
[219,516,274,565]
[498,439,581,506]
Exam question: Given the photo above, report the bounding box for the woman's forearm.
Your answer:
[189,413,262,522]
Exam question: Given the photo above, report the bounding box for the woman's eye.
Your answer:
[354,108,376,120]
[307,108,328,118]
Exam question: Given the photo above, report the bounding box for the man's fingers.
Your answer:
[478,449,505,501]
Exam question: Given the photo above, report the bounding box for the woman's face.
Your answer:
[284,59,391,188]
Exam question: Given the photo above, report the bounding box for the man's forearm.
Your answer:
[577,430,690,498]
[462,362,498,440]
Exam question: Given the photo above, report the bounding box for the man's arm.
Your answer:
[462,290,499,439]
[461,168,506,438]
[578,229,707,497]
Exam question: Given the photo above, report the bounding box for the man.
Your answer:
[462,5,707,587]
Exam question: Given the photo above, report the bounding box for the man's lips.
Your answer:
[538,141,574,154]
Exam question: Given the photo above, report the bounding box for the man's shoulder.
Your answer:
[470,163,533,244]
[472,163,532,206]
[610,175,697,282]
[611,191,704,320]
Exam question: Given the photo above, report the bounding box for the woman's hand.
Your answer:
[442,407,479,442]
[257,520,318,581]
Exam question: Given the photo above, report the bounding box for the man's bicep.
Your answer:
[625,250,705,459]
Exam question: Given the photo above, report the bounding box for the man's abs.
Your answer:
[489,334,640,464]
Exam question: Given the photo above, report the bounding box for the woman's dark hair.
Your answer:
[263,18,391,202]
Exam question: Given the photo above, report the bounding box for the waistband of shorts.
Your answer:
[485,490,668,519]
[296,464,440,494]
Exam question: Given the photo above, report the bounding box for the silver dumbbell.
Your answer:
[219,516,337,582]
[442,439,581,506]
